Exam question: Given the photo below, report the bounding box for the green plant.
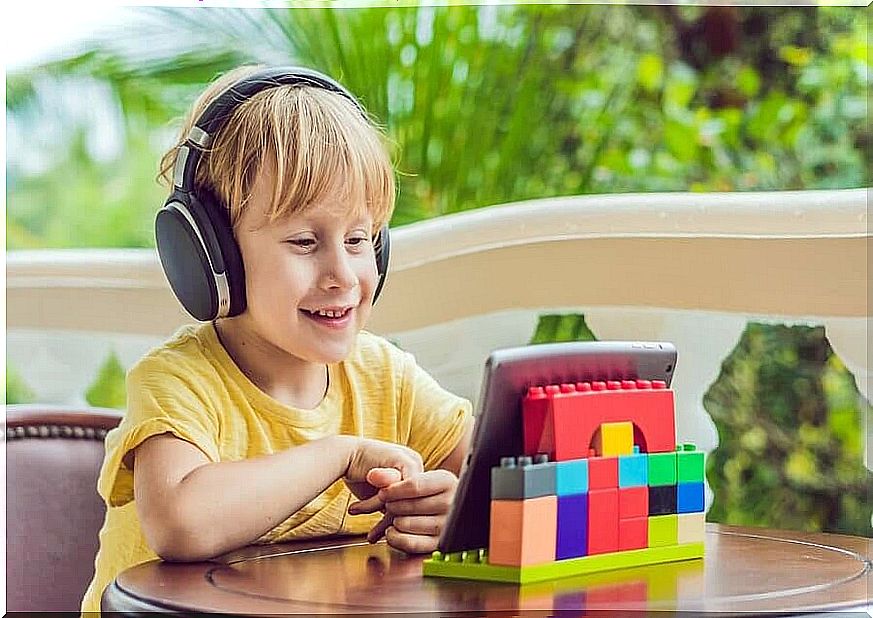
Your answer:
[704,323,872,536]
[6,363,35,404]
[85,351,127,409]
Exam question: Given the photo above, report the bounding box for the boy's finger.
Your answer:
[384,526,438,555]
[378,470,456,503]
[348,494,384,515]
[384,493,452,516]
[367,513,393,544]
[392,515,443,537]
[366,467,402,488]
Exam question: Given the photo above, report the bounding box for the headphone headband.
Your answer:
[175,67,365,194]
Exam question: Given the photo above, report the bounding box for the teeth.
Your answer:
[314,308,347,318]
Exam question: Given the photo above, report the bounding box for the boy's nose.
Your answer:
[321,252,359,291]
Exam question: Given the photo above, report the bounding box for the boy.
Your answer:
[81,65,472,614]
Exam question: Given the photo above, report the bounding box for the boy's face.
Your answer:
[231,165,379,365]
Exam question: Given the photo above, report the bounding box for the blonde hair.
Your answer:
[158,65,396,232]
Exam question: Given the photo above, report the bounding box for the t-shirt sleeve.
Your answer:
[98,356,221,508]
[398,351,473,471]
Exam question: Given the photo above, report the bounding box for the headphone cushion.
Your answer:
[194,188,247,316]
[156,205,220,321]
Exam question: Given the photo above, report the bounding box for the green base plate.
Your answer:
[423,543,704,584]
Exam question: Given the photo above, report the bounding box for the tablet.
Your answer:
[438,340,677,553]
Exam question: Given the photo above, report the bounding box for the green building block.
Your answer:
[647,452,676,486]
[423,542,703,584]
[649,514,678,547]
[677,443,705,483]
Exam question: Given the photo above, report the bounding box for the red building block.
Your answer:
[587,488,618,555]
[523,380,676,461]
[618,486,648,519]
[618,516,648,551]
[588,456,618,489]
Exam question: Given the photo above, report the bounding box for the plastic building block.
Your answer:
[491,455,556,500]
[618,446,648,487]
[489,496,557,566]
[618,486,648,519]
[588,456,618,489]
[618,516,648,551]
[522,386,555,457]
[648,485,677,516]
[677,443,705,483]
[555,458,588,496]
[648,514,678,547]
[523,380,676,461]
[587,488,618,555]
[647,452,677,486]
[677,482,704,513]
[423,542,704,584]
[556,493,588,560]
[592,421,634,457]
[677,513,706,544]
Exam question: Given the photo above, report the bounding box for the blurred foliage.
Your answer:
[532,316,872,536]
[5,5,869,245]
[705,324,872,537]
[84,351,127,409]
[530,313,597,345]
[6,364,35,404]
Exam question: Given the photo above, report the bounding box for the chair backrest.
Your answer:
[6,404,123,612]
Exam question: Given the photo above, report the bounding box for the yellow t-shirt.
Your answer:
[81,323,471,613]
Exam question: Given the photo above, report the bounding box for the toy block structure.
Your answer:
[424,378,705,583]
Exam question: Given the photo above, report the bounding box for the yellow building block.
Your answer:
[677,512,705,544]
[593,421,634,457]
[648,514,678,547]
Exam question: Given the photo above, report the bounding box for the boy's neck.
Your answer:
[213,320,329,410]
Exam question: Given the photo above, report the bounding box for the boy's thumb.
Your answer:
[366,467,402,488]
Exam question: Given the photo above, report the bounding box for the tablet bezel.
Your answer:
[438,340,677,554]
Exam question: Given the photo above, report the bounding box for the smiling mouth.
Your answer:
[301,307,353,319]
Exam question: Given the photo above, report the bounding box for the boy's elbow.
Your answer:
[149,525,223,562]
[142,508,223,562]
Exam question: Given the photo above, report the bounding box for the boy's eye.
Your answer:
[288,238,316,249]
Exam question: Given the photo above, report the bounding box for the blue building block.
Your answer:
[618,446,648,488]
[491,455,557,500]
[556,458,588,496]
[556,493,588,560]
[677,482,705,513]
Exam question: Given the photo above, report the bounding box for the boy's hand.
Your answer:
[342,438,423,503]
[349,469,459,554]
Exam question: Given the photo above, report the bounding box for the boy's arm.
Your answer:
[133,432,422,562]
[436,414,474,476]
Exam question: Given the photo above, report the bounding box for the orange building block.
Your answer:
[523,380,676,461]
[489,496,558,567]
[587,488,618,555]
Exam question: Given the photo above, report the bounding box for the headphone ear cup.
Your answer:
[156,199,221,321]
[196,188,247,316]
[372,224,390,305]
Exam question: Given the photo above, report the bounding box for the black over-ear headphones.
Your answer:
[155,66,391,322]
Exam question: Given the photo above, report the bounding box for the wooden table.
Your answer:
[102,524,871,615]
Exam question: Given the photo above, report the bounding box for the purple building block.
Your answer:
[556,493,588,560]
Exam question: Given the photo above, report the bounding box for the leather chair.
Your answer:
[6,404,123,612]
